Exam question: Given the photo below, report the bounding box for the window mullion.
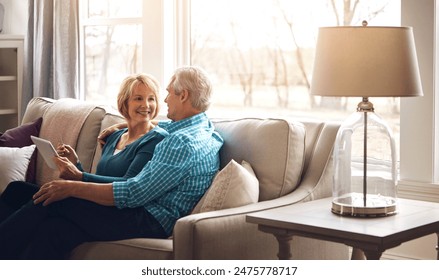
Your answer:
[81,18,142,26]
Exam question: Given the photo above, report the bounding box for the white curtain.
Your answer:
[22,0,79,114]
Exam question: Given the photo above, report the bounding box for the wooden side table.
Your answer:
[246,197,439,260]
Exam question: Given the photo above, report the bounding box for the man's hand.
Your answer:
[33,180,115,207]
[33,180,73,206]
[54,156,83,181]
[97,123,126,145]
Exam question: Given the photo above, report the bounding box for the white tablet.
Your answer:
[30,135,58,169]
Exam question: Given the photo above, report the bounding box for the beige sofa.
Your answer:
[18,97,348,260]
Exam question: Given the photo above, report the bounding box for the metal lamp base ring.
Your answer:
[332,202,397,217]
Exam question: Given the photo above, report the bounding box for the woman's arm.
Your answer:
[82,150,153,183]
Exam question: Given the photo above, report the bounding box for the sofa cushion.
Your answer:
[213,118,306,201]
[192,159,259,214]
[70,238,173,260]
[0,145,36,193]
[0,117,43,183]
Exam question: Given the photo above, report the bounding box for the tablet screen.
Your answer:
[30,136,58,169]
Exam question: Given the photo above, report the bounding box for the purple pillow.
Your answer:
[0,117,43,183]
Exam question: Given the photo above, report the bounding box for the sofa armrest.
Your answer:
[172,139,348,260]
[173,185,348,260]
[173,199,286,259]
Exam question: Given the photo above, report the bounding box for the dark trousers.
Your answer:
[0,182,167,260]
[0,181,39,222]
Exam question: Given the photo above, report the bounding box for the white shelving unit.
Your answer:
[0,35,23,132]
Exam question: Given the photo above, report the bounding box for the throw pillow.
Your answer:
[0,145,36,193]
[192,159,259,214]
[0,117,43,183]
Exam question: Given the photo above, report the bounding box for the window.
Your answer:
[79,0,401,131]
[191,0,401,122]
[79,0,401,120]
[190,0,402,168]
[78,0,439,192]
[79,0,143,104]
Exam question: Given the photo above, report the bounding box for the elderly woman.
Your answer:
[0,73,168,220]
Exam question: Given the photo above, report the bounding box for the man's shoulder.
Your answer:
[151,126,169,138]
[157,113,222,145]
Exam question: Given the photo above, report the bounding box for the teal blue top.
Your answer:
[80,126,168,183]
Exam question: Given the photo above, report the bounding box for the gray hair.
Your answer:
[171,66,212,112]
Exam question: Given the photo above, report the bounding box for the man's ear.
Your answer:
[179,89,190,103]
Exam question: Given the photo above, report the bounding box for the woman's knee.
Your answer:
[0,181,39,210]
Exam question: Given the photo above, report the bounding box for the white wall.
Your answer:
[0,0,27,35]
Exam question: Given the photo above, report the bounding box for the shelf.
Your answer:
[0,76,17,81]
[0,35,23,131]
[0,35,25,40]
[0,109,17,115]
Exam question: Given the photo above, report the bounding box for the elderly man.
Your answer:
[0,66,223,259]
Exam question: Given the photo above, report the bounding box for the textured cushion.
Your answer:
[0,117,43,183]
[0,145,36,193]
[192,159,259,214]
[213,118,306,201]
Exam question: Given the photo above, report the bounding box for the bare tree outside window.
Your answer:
[79,0,400,133]
[80,0,142,106]
[191,0,400,122]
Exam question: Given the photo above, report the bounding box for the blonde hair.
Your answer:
[117,73,160,119]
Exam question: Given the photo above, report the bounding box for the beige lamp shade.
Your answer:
[310,26,423,97]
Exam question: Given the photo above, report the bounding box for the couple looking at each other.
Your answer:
[0,66,224,259]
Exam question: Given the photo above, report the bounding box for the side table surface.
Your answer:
[246,197,439,259]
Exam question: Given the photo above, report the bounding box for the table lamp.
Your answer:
[310,22,423,217]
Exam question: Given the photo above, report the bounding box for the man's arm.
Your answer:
[112,136,190,208]
[97,123,126,145]
[33,180,115,207]
[98,120,160,144]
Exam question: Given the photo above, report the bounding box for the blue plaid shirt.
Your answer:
[112,112,223,236]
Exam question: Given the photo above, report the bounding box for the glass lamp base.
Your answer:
[332,193,397,217]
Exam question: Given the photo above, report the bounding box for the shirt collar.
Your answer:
[165,112,210,134]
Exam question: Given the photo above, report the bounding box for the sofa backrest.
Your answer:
[22,98,332,204]
[89,107,125,174]
[95,115,309,203]
[22,97,108,185]
[212,118,306,201]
